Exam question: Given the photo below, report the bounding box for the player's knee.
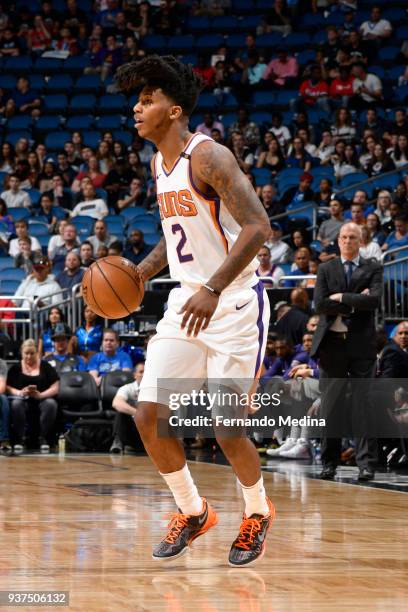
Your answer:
[134,402,158,439]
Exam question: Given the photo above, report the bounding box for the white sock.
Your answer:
[160,464,203,516]
[238,475,269,517]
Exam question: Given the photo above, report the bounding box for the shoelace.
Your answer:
[163,513,190,544]
[234,517,263,550]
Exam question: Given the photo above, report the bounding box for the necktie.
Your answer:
[345,261,354,287]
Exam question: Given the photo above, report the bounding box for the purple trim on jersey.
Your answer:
[161,133,201,177]
[188,156,214,201]
[214,197,229,254]
[252,281,265,376]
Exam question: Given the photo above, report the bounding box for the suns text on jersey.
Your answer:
[157,190,198,220]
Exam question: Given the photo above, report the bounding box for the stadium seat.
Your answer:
[6,131,31,147]
[297,49,317,66]
[226,34,246,49]
[27,223,49,237]
[43,94,68,114]
[119,207,149,224]
[196,34,224,50]
[143,232,162,246]
[252,168,272,186]
[100,370,134,410]
[74,75,103,93]
[339,172,369,188]
[142,34,166,51]
[168,35,195,52]
[223,93,239,110]
[386,66,406,83]
[35,116,62,133]
[256,33,283,48]
[95,115,122,131]
[6,116,32,131]
[252,91,275,108]
[127,219,157,235]
[186,16,211,32]
[274,90,298,109]
[372,175,401,191]
[45,75,74,92]
[34,57,63,75]
[2,280,20,295]
[64,56,91,75]
[8,208,30,221]
[4,56,33,74]
[70,94,96,114]
[97,94,126,114]
[251,111,272,127]
[196,93,217,110]
[81,131,101,148]
[71,216,94,235]
[395,25,408,44]
[395,86,408,104]
[44,131,71,151]
[0,75,16,90]
[211,16,240,33]
[112,130,132,147]
[378,48,400,65]
[0,268,26,281]
[0,257,14,270]
[66,115,94,131]
[37,234,51,254]
[58,371,101,417]
[282,33,310,50]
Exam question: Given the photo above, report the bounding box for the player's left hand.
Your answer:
[179,288,219,337]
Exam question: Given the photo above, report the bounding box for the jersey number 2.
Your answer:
[172,224,193,263]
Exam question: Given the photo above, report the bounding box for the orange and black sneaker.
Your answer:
[228,497,275,567]
[152,498,218,560]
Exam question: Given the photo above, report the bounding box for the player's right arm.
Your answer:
[137,154,168,282]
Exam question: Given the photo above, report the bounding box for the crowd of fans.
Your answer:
[0,0,407,460]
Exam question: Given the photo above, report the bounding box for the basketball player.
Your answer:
[116,56,274,567]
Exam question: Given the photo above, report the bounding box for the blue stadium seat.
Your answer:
[297,49,317,66]
[82,131,101,148]
[66,115,95,130]
[119,207,149,225]
[0,257,14,270]
[97,94,126,114]
[309,167,335,180]
[251,111,272,126]
[231,0,255,13]
[252,168,272,186]
[287,202,315,226]
[0,75,16,90]
[29,75,46,91]
[372,175,401,191]
[222,93,238,110]
[71,216,94,234]
[310,240,322,253]
[180,54,198,66]
[196,34,224,50]
[64,56,91,75]
[44,131,71,151]
[386,66,406,83]
[95,115,122,131]
[395,25,408,44]
[377,48,399,65]
[301,13,325,29]
[112,130,132,147]
[168,35,195,51]
[312,30,327,45]
[0,268,26,282]
[95,188,107,202]
[143,232,162,246]
[196,93,217,110]
[2,280,20,295]
[395,86,408,104]
[8,208,30,221]
[53,206,69,220]
[282,33,310,49]
[339,172,369,188]
[6,116,32,131]
[24,189,41,206]
[211,16,240,32]
[34,58,63,75]
[127,219,157,235]
[35,116,61,132]
[326,12,344,26]
[382,8,406,22]
[43,94,68,114]
[4,56,33,74]
[6,132,31,147]
[45,75,74,92]
[186,17,211,32]
[74,75,103,93]
[226,34,246,49]
[106,219,124,235]
[274,90,298,108]
[219,112,236,128]
[252,91,275,108]
[37,234,51,254]
[70,94,96,114]
[256,33,283,48]
[240,15,262,30]
[142,35,166,50]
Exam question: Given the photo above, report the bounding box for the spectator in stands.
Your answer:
[228,107,261,149]
[297,127,317,157]
[318,199,345,246]
[96,245,108,259]
[345,30,368,64]
[367,143,395,176]
[295,65,330,115]
[268,113,292,151]
[72,156,106,191]
[108,240,122,256]
[265,222,292,264]
[87,219,116,254]
[56,252,84,293]
[14,236,34,274]
[285,137,312,172]
[70,305,103,361]
[259,184,282,218]
[0,27,22,57]
[377,323,408,378]
[384,109,408,144]
[359,225,382,262]
[96,141,115,175]
[281,172,314,207]
[382,215,408,252]
[359,5,392,43]
[333,143,360,179]
[350,202,367,226]
[38,306,65,357]
[38,160,58,193]
[14,138,30,162]
[313,178,333,207]
[359,108,385,141]
[263,48,298,88]
[71,182,108,220]
[36,194,57,232]
[366,213,387,247]
[230,132,254,173]
[330,107,356,144]
[7,338,59,454]
[0,142,15,173]
[48,219,68,261]
[290,229,311,252]
[16,253,62,309]
[0,357,10,455]
[263,0,292,36]
[1,175,31,209]
[122,229,153,266]
[11,77,41,118]
[315,132,335,166]
[256,136,286,178]
[276,288,310,346]
[261,336,306,382]
[116,177,146,211]
[110,362,145,453]
[44,323,87,374]
[79,241,95,268]
[43,175,72,210]
[284,248,311,288]
[88,328,132,386]
[28,15,52,54]
[382,202,403,234]
[104,159,136,209]
[192,55,215,89]
[256,245,284,288]
[374,190,392,225]
[391,135,408,170]
[0,198,14,233]
[26,152,41,188]
[8,219,41,257]
[51,222,80,273]
[196,113,225,139]
[351,62,382,110]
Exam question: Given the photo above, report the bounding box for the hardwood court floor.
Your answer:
[0,454,407,612]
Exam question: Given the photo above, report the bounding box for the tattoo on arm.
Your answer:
[193,141,270,292]
[137,236,168,282]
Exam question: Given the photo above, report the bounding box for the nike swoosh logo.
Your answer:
[236,301,250,310]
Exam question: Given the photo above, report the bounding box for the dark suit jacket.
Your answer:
[378,341,408,378]
[311,257,383,358]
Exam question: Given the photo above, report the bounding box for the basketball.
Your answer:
[82,256,144,319]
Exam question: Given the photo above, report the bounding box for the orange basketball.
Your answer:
[82,256,144,319]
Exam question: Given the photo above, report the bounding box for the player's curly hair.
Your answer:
[115,55,203,118]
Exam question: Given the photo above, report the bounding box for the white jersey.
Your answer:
[154,133,258,291]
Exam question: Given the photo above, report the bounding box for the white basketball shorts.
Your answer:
[138,281,270,404]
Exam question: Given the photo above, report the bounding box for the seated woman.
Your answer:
[256,245,284,288]
[38,306,65,357]
[7,338,59,454]
[256,135,286,179]
[69,306,103,361]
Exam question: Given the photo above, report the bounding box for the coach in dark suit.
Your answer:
[311,222,383,481]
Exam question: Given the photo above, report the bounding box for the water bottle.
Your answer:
[58,434,66,456]
[128,319,135,334]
